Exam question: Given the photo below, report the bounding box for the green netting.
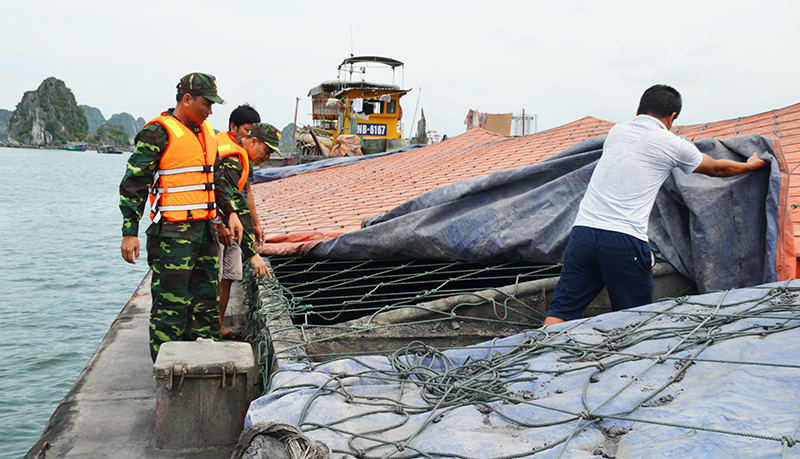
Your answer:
[244,257,563,390]
[272,257,561,323]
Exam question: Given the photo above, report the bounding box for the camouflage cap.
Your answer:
[177,72,226,105]
[248,123,281,153]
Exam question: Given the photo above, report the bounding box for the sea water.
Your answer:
[0,146,149,458]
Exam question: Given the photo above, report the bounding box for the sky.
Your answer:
[2,0,799,139]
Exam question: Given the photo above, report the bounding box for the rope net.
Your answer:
[245,257,560,377]
[243,259,800,458]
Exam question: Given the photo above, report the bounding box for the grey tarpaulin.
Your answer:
[244,281,800,459]
[309,134,779,293]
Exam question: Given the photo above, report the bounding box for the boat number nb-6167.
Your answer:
[356,123,387,136]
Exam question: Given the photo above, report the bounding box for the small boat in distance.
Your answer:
[65,141,88,151]
[97,145,123,154]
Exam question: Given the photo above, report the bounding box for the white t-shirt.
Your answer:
[573,115,703,241]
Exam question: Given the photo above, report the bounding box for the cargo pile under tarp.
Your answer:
[308,134,794,292]
[242,280,800,458]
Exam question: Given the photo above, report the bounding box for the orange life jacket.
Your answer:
[216,131,250,192]
[147,114,218,223]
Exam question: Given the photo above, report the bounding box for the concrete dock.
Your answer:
[24,272,247,459]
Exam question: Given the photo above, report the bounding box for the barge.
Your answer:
[24,263,692,458]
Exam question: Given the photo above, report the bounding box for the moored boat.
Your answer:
[65,141,88,151]
[97,145,123,154]
[306,56,410,155]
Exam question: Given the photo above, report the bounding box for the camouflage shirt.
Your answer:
[119,109,236,239]
[219,153,257,259]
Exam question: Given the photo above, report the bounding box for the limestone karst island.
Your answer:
[1,77,144,151]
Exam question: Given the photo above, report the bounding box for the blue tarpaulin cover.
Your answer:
[245,280,800,458]
[253,145,424,183]
[309,134,781,293]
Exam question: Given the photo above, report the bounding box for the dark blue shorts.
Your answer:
[546,226,654,321]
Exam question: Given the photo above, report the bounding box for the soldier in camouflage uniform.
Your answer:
[216,105,264,340]
[119,73,243,362]
[217,123,281,280]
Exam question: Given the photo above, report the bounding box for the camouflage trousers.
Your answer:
[146,220,220,362]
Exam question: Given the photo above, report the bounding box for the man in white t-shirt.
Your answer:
[544,84,767,325]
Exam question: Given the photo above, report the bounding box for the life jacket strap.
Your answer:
[157,164,214,176]
[149,165,215,223]
[152,202,217,224]
[150,182,215,195]
[151,165,214,191]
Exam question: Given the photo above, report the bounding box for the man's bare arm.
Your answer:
[693,153,766,177]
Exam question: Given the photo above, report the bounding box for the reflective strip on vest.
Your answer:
[151,183,215,195]
[156,165,214,176]
[151,200,218,223]
[157,203,216,212]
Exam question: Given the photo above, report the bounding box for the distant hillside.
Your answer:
[8,77,88,146]
[79,105,144,140]
[0,109,11,142]
[90,123,131,150]
[108,113,145,141]
[280,123,296,153]
[80,105,106,135]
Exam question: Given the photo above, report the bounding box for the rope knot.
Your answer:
[782,436,797,448]
[595,363,606,372]
[579,410,601,420]
[394,404,405,414]
[657,355,667,364]
[396,441,406,452]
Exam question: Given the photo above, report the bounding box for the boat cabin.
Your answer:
[308,56,410,153]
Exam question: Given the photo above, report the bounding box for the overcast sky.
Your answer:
[3,0,799,139]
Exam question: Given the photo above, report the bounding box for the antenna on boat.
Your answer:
[348,23,355,81]
[409,87,422,141]
[350,22,354,59]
